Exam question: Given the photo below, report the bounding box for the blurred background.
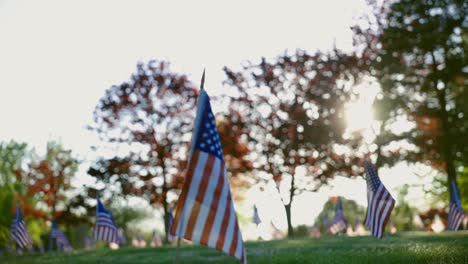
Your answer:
[0,0,466,250]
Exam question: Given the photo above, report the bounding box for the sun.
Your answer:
[345,101,374,132]
[344,79,379,133]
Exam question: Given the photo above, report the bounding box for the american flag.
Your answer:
[447,178,466,230]
[94,197,118,243]
[364,160,395,238]
[51,222,72,251]
[329,197,348,234]
[323,213,331,232]
[253,205,261,226]
[170,88,247,264]
[168,208,174,242]
[10,205,33,249]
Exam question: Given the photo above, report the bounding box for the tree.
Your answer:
[88,60,198,243]
[354,0,468,202]
[0,141,45,247]
[223,50,366,237]
[316,197,366,233]
[19,141,78,222]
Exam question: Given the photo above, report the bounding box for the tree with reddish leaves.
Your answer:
[13,141,78,223]
[222,50,366,237]
[88,60,198,243]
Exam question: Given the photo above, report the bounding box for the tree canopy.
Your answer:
[88,60,198,242]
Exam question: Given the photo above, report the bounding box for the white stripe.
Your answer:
[364,192,374,227]
[192,158,221,243]
[222,204,236,254]
[207,169,230,248]
[377,194,394,238]
[373,191,389,236]
[368,185,384,232]
[178,152,209,237]
[452,211,463,230]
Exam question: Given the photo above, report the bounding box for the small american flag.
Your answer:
[447,179,466,230]
[323,214,331,231]
[170,88,247,263]
[329,197,348,234]
[51,222,72,252]
[168,208,174,242]
[364,160,395,238]
[253,205,261,226]
[10,205,33,249]
[94,197,118,243]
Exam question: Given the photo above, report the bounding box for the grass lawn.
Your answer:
[1,232,467,264]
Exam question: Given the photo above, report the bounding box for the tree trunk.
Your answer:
[161,162,170,244]
[162,186,169,244]
[285,174,296,237]
[284,203,293,237]
[431,50,456,196]
[438,90,456,194]
[48,180,58,253]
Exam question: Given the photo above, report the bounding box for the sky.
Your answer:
[0,0,436,236]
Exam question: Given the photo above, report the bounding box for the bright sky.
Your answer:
[0,0,435,236]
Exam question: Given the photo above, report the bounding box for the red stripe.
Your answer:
[170,150,200,235]
[229,222,239,257]
[216,197,232,251]
[373,191,389,237]
[200,163,225,245]
[185,155,215,240]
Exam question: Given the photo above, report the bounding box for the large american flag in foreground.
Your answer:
[10,205,33,249]
[447,179,466,230]
[94,197,118,243]
[329,197,348,234]
[364,161,395,238]
[51,222,73,251]
[170,88,247,264]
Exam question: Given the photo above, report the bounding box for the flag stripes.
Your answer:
[51,222,72,251]
[364,161,395,238]
[94,197,118,243]
[447,179,466,230]
[329,197,347,234]
[10,205,33,249]
[170,87,246,263]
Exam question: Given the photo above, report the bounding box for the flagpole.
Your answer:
[173,69,205,264]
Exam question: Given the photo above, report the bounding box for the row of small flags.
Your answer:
[10,196,119,251]
[8,72,467,263]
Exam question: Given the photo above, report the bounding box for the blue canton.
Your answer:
[365,160,381,192]
[195,97,224,161]
[451,180,462,208]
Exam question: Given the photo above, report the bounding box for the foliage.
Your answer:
[316,197,366,233]
[17,141,79,221]
[109,204,151,232]
[1,232,467,263]
[354,0,468,199]
[88,60,198,242]
[391,184,420,231]
[223,50,366,236]
[0,141,39,246]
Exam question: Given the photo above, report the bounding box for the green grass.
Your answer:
[1,232,468,263]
